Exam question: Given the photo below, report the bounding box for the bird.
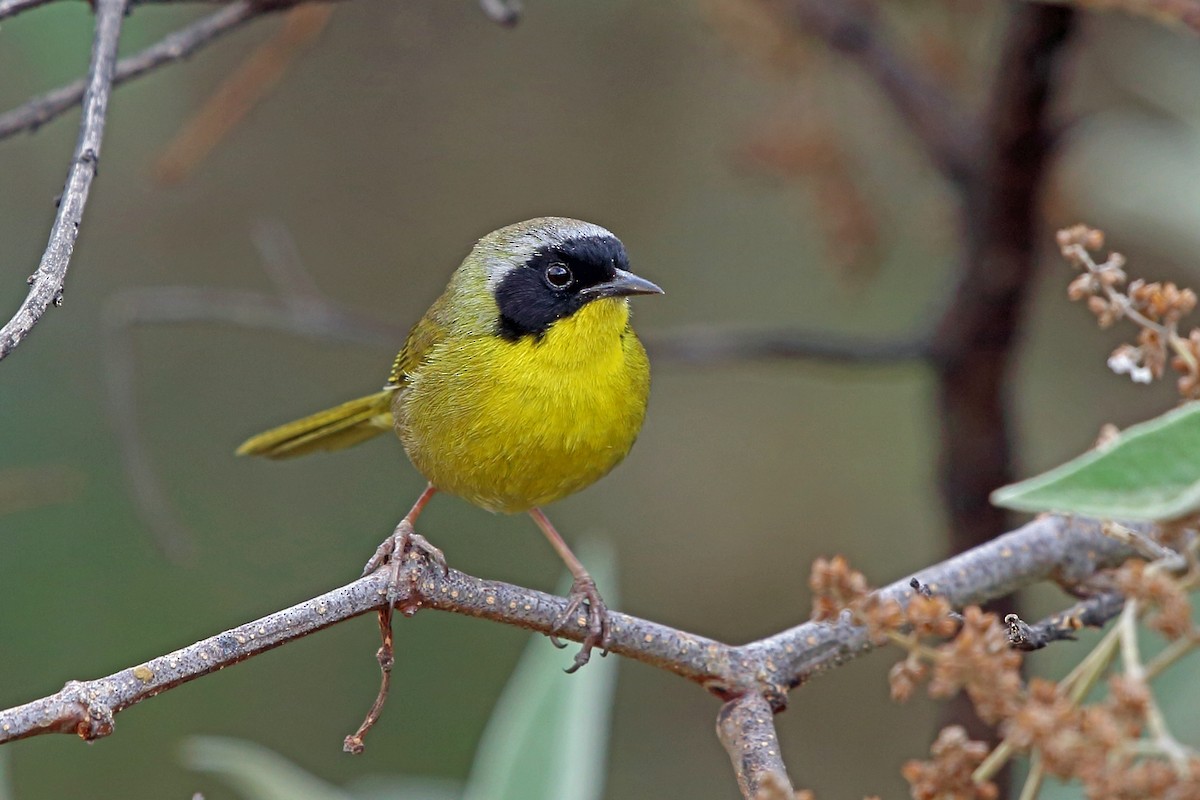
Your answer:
[236,217,662,670]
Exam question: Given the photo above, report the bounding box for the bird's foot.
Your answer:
[362,520,448,578]
[362,520,447,614]
[549,575,611,673]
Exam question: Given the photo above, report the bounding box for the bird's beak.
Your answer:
[581,268,664,300]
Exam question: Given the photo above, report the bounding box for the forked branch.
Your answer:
[0,514,1137,800]
[0,0,126,360]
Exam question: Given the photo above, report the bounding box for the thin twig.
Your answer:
[716,693,794,799]
[774,0,978,186]
[0,1,274,142]
[251,219,325,307]
[0,0,57,22]
[0,0,126,361]
[1016,751,1046,800]
[477,0,520,26]
[101,286,402,558]
[153,3,334,185]
[974,618,1124,783]
[648,327,928,366]
[1004,591,1126,651]
[1119,599,1195,774]
[342,607,395,754]
[1145,632,1200,681]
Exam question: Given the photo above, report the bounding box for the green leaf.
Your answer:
[992,402,1200,521]
[181,736,354,800]
[461,538,619,800]
[183,736,463,800]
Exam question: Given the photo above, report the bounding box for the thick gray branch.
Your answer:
[0,514,1135,749]
[747,515,1134,697]
[717,693,795,799]
[0,563,736,745]
[0,0,125,360]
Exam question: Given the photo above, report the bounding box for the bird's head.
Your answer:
[455,217,663,341]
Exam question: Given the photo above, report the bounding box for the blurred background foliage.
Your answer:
[1,1,1199,797]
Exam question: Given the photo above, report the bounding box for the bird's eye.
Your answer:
[545,263,573,288]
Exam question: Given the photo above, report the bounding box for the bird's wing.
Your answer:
[385,294,451,387]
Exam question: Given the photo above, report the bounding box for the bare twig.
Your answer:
[342,607,396,754]
[251,219,325,307]
[717,693,795,798]
[0,514,1136,754]
[1119,599,1196,774]
[772,0,978,185]
[477,0,520,26]
[153,3,334,185]
[101,286,402,558]
[0,0,126,361]
[648,327,928,366]
[0,0,57,22]
[1004,591,1125,651]
[0,1,274,142]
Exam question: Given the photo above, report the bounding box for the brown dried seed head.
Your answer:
[809,555,872,621]
[1086,295,1119,327]
[1068,273,1098,301]
[1137,328,1167,378]
[889,656,929,703]
[905,593,957,638]
[1057,224,1104,252]
[861,596,905,641]
[1106,675,1150,725]
[1096,264,1127,288]
[902,726,998,800]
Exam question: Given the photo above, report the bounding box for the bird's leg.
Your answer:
[529,507,611,673]
[361,484,445,579]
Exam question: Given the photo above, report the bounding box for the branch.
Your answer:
[0,562,737,745]
[477,0,519,26]
[0,0,57,22]
[101,285,403,557]
[746,515,1133,695]
[774,0,978,185]
[1005,591,1126,651]
[929,3,1075,555]
[0,514,1136,750]
[647,327,928,367]
[717,693,795,799]
[0,0,125,361]
[0,1,275,143]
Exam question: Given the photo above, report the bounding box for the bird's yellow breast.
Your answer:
[393,298,650,513]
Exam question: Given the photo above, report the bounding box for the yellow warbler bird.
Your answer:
[237,217,662,670]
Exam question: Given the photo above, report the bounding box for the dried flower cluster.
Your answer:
[1115,559,1194,640]
[1058,224,1200,398]
[807,549,1200,799]
[901,726,997,800]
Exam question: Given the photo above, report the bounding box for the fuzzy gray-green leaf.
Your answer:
[992,402,1200,521]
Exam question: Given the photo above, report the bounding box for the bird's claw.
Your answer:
[361,521,448,578]
[550,576,611,673]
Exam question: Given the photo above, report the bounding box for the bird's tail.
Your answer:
[236,390,395,459]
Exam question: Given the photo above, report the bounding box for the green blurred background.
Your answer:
[2,2,1199,797]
